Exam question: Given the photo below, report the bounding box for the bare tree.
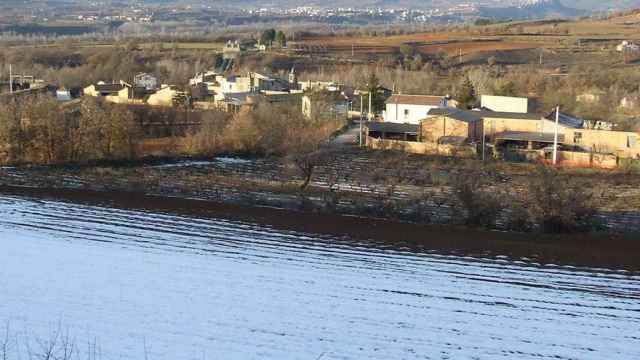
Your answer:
[527,166,601,233]
[290,149,334,191]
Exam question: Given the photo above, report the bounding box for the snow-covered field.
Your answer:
[0,196,638,360]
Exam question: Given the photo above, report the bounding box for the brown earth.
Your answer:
[1,184,640,272]
[292,32,538,56]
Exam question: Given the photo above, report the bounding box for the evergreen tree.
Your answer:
[276,31,287,48]
[260,29,277,47]
[457,77,477,110]
[361,72,385,115]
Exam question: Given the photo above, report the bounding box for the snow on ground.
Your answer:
[0,196,638,360]
[150,157,252,169]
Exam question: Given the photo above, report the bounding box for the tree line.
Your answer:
[0,97,142,164]
[0,95,346,166]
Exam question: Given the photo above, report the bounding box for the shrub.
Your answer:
[527,166,602,233]
[451,169,504,228]
[183,110,231,155]
[221,103,342,156]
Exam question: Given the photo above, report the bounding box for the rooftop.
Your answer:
[545,109,585,129]
[94,83,125,93]
[427,108,482,123]
[366,122,419,134]
[428,108,544,122]
[386,94,445,106]
[494,131,566,144]
[473,110,541,120]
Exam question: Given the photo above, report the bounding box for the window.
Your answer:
[628,135,637,148]
[573,132,583,144]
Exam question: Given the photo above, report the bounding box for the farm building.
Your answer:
[564,128,640,158]
[366,122,419,142]
[422,108,483,144]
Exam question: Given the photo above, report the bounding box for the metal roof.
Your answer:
[366,122,419,134]
[494,131,565,143]
[429,108,544,122]
[474,110,541,120]
[545,109,585,129]
[427,108,482,123]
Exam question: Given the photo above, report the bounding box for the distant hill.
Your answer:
[564,0,640,11]
[29,0,640,12]
[16,0,640,17]
[480,0,586,19]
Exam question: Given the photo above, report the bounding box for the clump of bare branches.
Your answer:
[0,96,142,165]
[526,166,602,233]
[450,166,505,228]
[289,149,336,191]
[221,103,344,157]
[183,110,232,155]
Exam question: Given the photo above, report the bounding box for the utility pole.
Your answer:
[368,90,372,121]
[9,64,12,95]
[553,106,560,165]
[482,121,486,162]
[359,108,363,147]
[360,93,364,147]
[539,49,543,66]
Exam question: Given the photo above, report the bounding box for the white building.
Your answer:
[616,40,640,52]
[481,95,529,113]
[217,75,252,94]
[300,80,341,93]
[383,95,449,125]
[134,73,158,91]
[56,89,72,102]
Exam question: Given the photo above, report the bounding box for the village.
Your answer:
[3,49,640,171]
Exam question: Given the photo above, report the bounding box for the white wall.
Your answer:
[481,95,529,113]
[218,78,251,94]
[384,104,440,124]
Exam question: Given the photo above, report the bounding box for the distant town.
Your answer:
[0,0,596,34]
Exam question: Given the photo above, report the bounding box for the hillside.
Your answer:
[480,0,586,19]
[566,0,640,11]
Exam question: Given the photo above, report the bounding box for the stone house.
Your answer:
[421,108,483,144]
[564,128,640,158]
